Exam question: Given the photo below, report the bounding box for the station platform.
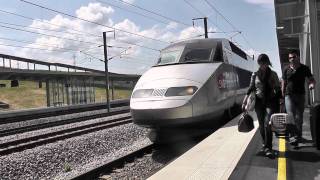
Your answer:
[149,109,320,180]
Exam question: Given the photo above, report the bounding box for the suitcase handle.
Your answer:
[310,88,315,105]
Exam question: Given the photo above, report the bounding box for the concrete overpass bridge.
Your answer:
[0,53,140,107]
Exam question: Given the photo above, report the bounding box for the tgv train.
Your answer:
[130,38,257,130]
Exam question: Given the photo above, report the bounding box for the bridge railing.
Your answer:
[0,53,105,74]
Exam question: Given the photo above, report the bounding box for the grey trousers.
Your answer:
[285,94,305,138]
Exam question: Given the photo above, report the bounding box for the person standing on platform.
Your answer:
[282,50,315,146]
[242,54,281,158]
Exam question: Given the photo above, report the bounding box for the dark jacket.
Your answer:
[247,67,281,106]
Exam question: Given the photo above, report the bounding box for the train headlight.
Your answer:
[165,86,198,97]
[132,89,153,98]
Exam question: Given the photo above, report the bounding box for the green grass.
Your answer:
[0,80,46,110]
[95,87,132,102]
[0,80,132,111]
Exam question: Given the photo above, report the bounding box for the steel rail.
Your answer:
[71,143,155,180]
[0,99,129,125]
[0,117,132,156]
[0,107,130,137]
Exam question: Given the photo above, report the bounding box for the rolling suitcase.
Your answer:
[310,89,320,150]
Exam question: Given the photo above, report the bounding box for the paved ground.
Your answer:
[230,108,320,180]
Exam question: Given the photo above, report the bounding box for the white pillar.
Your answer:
[307,0,320,102]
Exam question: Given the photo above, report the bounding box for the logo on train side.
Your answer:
[217,72,239,89]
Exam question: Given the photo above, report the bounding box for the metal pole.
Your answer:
[111,80,114,100]
[204,17,208,38]
[103,32,111,112]
[46,80,50,107]
[192,17,208,39]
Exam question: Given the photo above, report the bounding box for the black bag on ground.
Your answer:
[238,112,254,132]
[310,102,320,150]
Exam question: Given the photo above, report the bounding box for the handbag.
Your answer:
[238,111,254,132]
[245,92,256,111]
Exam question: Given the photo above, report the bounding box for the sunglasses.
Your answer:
[289,56,296,60]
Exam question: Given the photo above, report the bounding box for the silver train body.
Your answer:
[130,38,257,128]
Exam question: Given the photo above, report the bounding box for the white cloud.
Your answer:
[76,3,114,23]
[178,26,204,40]
[245,0,273,5]
[122,0,135,3]
[166,22,178,30]
[10,2,222,74]
[244,0,273,8]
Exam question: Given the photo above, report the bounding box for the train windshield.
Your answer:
[181,42,222,63]
[182,48,212,63]
[157,48,183,65]
[156,41,223,66]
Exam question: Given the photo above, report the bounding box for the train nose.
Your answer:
[130,99,193,127]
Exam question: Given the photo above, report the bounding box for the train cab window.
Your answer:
[157,49,182,65]
[182,48,212,62]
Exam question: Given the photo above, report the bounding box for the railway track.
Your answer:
[0,99,129,125]
[0,107,130,137]
[71,144,155,180]
[0,115,132,156]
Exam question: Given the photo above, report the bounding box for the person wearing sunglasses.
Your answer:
[282,49,316,146]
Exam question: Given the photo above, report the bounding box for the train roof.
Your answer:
[163,38,229,51]
[163,38,253,61]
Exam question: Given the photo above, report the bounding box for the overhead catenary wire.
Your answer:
[183,0,228,38]
[0,42,76,53]
[0,36,80,52]
[79,51,154,66]
[0,9,101,38]
[117,57,155,66]
[0,20,95,38]
[0,22,160,52]
[0,8,163,52]
[19,0,170,44]
[120,55,157,64]
[96,0,170,25]
[203,0,238,30]
[107,0,191,27]
[0,24,102,46]
[203,0,254,50]
[0,36,138,56]
[115,39,161,52]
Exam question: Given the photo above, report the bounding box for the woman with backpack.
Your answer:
[242,54,281,158]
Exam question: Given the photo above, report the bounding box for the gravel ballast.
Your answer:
[0,107,128,132]
[105,139,202,179]
[0,112,131,144]
[0,123,150,180]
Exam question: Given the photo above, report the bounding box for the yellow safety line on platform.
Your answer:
[278,137,286,180]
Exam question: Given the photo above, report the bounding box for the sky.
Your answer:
[0,0,281,75]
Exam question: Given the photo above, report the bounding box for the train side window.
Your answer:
[212,42,223,62]
[229,42,247,60]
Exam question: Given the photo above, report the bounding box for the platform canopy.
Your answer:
[274,0,320,101]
